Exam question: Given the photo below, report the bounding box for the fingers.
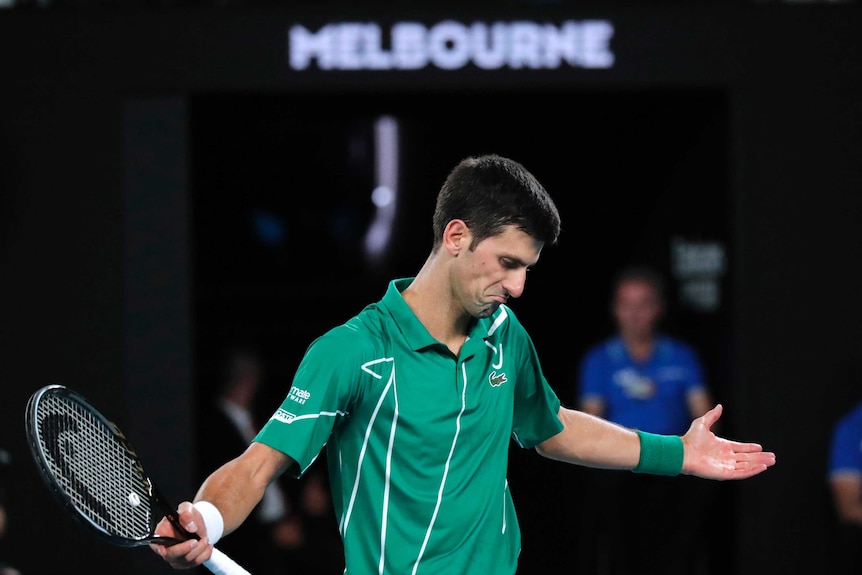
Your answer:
[743,450,776,467]
[726,449,776,479]
[177,501,202,537]
[724,440,765,453]
[149,543,167,558]
[152,537,213,568]
[151,502,214,569]
[730,464,769,480]
[732,453,776,477]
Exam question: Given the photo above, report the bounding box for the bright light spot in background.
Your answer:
[364,115,399,265]
[371,185,394,208]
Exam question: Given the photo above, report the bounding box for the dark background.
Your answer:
[1,4,861,575]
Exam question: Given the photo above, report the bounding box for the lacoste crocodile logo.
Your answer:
[489,371,508,387]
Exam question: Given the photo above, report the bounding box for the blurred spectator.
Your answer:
[827,399,862,571]
[0,447,21,575]
[573,265,716,575]
[196,345,302,575]
[197,343,343,575]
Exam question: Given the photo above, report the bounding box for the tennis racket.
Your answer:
[25,383,252,575]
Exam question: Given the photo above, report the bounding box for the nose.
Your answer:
[503,269,527,299]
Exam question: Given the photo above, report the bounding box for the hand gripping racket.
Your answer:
[25,383,252,575]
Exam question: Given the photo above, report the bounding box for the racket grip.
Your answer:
[204,547,253,575]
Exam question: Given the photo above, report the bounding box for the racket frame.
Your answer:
[25,383,187,548]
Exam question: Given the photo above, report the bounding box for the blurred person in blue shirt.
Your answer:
[574,265,715,575]
[827,400,862,571]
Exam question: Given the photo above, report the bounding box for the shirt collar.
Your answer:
[381,277,501,352]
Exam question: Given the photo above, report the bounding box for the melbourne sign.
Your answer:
[288,20,615,71]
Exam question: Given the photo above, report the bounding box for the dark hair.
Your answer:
[611,265,667,307]
[431,154,561,251]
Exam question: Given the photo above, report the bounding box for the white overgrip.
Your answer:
[204,548,253,575]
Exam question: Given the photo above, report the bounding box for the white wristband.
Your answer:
[193,501,224,545]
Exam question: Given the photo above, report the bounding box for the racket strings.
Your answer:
[36,394,154,541]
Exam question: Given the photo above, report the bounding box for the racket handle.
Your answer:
[204,547,253,575]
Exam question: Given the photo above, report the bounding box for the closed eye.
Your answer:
[500,258,521,270]
[500,257,533,272]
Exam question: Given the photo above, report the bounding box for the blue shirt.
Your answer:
[828,401,862,478]
[577,336,706,435]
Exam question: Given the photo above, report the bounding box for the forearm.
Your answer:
[831,477,862,525]
[538,404,771,481]
[536,407,641,469]
[193,443,293,539]
[193,461,265,537]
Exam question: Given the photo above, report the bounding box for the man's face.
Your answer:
[612,279,663,340]
[453,225,544,319]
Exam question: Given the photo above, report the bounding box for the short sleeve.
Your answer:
[255,325,367,476]
[829,415,862,477]
[509,321,563,448]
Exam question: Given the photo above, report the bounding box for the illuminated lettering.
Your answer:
[288,20,615,71]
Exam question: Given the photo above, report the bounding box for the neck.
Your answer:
[623,334,655,362]
[403,256,470,354]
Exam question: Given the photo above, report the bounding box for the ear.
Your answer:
[442,219,471,255]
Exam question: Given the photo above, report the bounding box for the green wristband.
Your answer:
[633,430,684,476]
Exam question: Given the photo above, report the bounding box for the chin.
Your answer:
[474,304,499,318]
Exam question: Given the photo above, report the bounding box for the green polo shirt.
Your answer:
[255,277,563,575]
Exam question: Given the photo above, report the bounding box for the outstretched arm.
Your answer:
[537,403,775,480]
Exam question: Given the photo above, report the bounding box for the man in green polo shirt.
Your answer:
[152,154,776,575]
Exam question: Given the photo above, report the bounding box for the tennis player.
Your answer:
[152,154,776,575]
